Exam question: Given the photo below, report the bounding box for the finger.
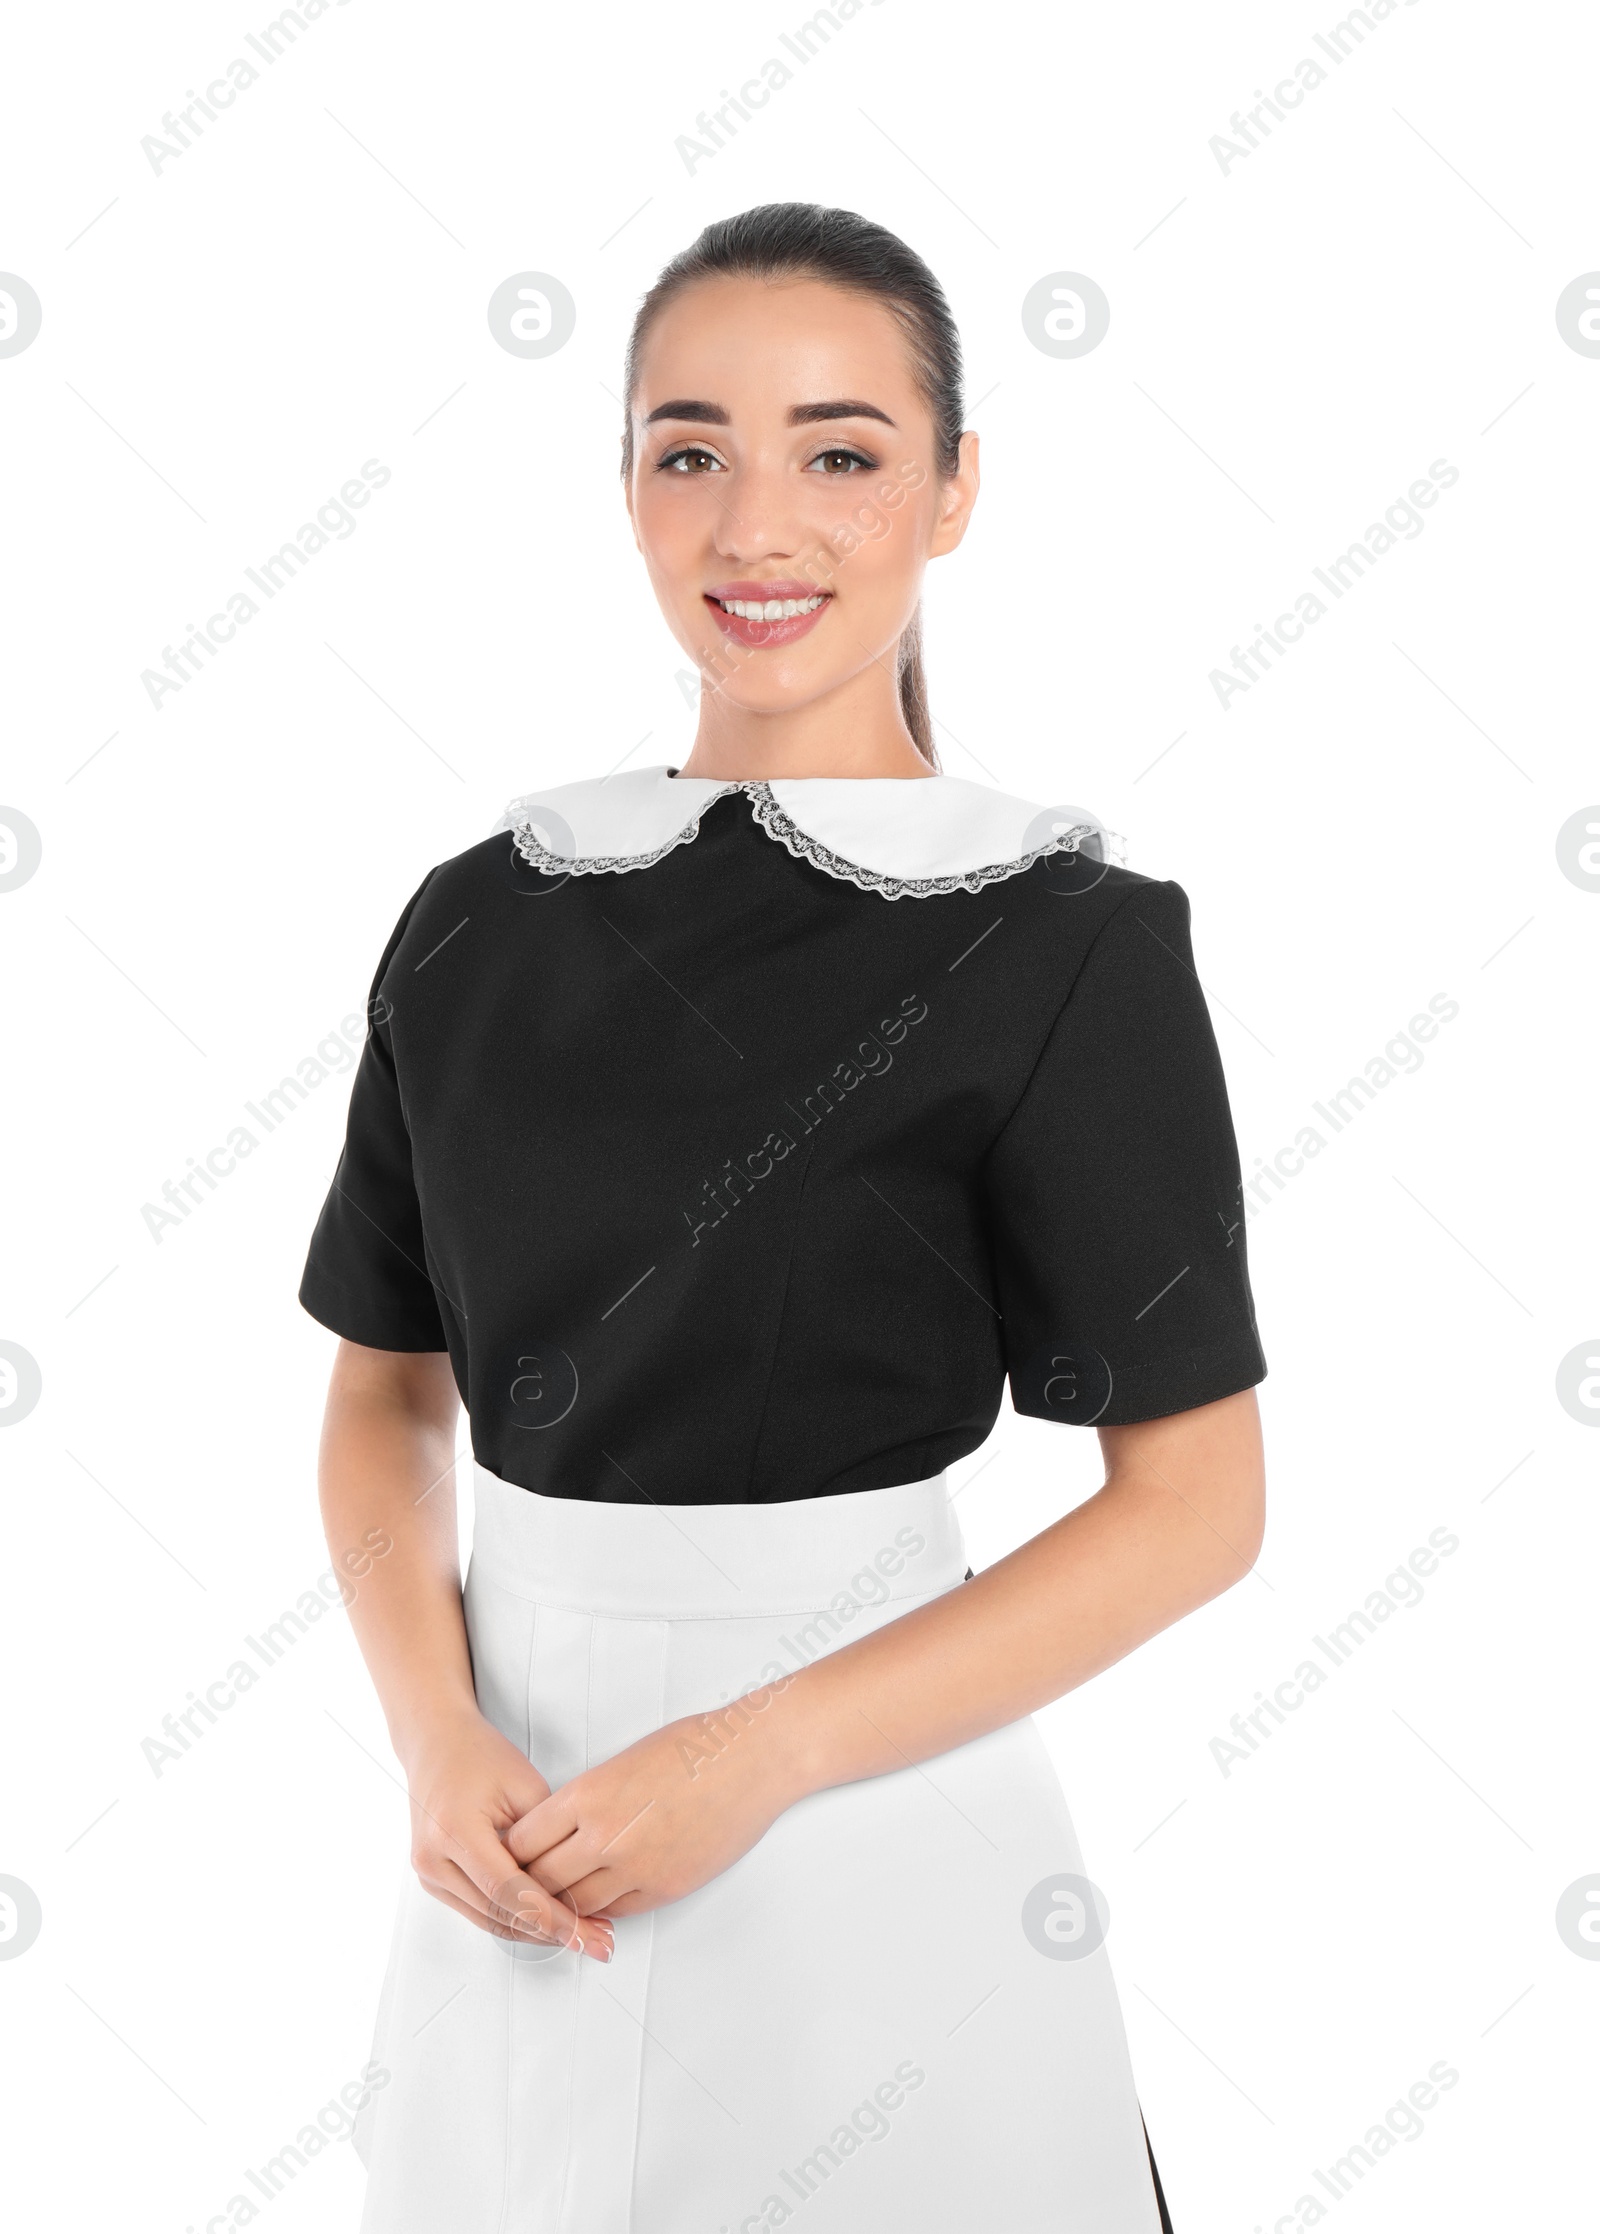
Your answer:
[417,1851,579,1944]
[505,1790,580,1868]
[422,1870,551,1941]
[588,1885,661,1920]
[552,1867,631,1917]
[449,1818,612,1959]
[409,1808,522,1930]
[500,1760,553,1819]
[525,1831,594,1896]
[426,1856,567,1940]
[414,1853,513,1929]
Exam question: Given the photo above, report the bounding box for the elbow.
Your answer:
[1100,1387,1266,1599]
[1210,1442,1267,1592]
[1228,1476,1267,1580]
[1202,1389,1267,1587]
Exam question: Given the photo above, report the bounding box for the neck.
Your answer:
[673,663,935,783]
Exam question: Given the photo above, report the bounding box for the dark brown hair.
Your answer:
[620,203,965,768]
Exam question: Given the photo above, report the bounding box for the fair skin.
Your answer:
[317,272,1265,1957]
[625,272,979,783]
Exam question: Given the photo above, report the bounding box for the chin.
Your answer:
[714,667,839,712]
[685,644,819,700]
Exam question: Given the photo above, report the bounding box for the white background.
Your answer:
[2,1,1595,2227]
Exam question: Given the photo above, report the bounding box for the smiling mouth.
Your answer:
[703,586,833,646]
[708,592,828,620]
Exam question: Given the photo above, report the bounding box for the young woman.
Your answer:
[301,203,1266,2232]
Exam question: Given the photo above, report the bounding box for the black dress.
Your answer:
[300,766,1265,1496]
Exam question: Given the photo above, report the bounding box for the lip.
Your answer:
[703,580,832,650]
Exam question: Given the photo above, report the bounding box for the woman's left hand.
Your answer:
[505,1701,806,1918]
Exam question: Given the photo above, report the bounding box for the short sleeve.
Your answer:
[298,872,449,1351]
[983,878,1265,1427]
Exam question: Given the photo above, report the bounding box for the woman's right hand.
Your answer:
[401,1707,614,1961]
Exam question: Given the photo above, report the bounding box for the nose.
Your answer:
[709,453,812,568]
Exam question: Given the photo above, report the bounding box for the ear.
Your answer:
[927,430,980,560]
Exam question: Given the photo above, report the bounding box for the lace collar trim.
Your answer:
[493,766,1125,902]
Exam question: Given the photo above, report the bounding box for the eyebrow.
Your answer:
[642,397,897,429]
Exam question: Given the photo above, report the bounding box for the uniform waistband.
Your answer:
[468,1462,966,1620]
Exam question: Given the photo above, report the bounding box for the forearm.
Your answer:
[759,1391,1265,1803]
[317,1343,477,1772]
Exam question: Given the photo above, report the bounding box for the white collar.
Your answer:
[493,766,1123,901]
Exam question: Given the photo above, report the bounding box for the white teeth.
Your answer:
[717,594,826,620]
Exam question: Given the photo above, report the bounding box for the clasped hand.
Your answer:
[506,1702,803,1922]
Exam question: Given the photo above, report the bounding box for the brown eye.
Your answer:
[808,447,874,475]
[660,445,724,474]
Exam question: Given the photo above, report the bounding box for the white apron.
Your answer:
[353,1464,1165,2232]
